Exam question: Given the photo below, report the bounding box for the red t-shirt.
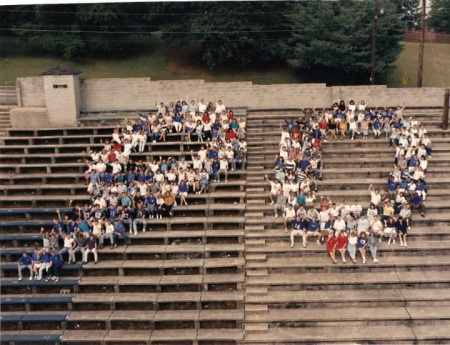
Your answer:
[336,235,348,249]
[225,131,236,140]
[112,143,121,152]
[327,236,338,252]
[108,152,116,163]
[319,121,328,130]
[202,114,210,122]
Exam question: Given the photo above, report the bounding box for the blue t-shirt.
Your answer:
[102,174,113,184]
[357,238,367,248]
[42,252,52,263]
[209,150,218,160]
[122,209,133,220]
[78,220,90,233]
[387,180,397,191]
[410,195,422,206]
[291,219,303,230]
[18,256,32,266]
[299,159,311,171]
[307,220,320,232]
[31,253,42,263]
[50,254,62,267]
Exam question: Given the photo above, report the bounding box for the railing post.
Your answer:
[443,88,450,130]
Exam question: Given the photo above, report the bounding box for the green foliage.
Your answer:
[391,0,420,29]
[1,1,413,83]
[286,1,406,84]
[427,0,450,33]
[5,3,155,59]
[159,2,292,69]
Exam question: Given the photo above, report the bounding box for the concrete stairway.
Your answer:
[0,106,11,137]
[242,108,450,344]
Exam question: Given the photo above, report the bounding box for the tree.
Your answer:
[391,0,420,29]
[4,3,156,59]
[159,2,292,69]
[286,0,406,84]
[427,0,450,33]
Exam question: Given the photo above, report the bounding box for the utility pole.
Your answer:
[417,0,426,87]
[443,89,449,130]
[370,0,379,85]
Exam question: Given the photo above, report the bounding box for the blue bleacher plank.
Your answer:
[0,234,41,241]
[0,249,33,256]
[12,334,62,342]
[0,297,29,305]
[0,296,74,305]
[0,208,71,215]
[21,314,68,322]
[29,296,74,304]
[0,221,53,228]
[0,315,23,322]
[0,333,17,342]
[1,279,79,287]
[34,279,79,287]
[1,263,81,271]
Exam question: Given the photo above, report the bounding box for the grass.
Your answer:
[386,41,450,88]
[0,38,448,87]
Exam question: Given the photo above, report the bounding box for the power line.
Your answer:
[0,27,408,35]
[0,8,299,16]
[2,27,300,34]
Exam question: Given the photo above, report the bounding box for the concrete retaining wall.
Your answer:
[9,75,448,128]
[16,77,45,107]
[79,78,446,110]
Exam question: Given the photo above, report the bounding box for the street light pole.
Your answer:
[370,0,379,85]
[417,0,426,87]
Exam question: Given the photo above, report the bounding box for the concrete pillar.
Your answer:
[42,74,81,127]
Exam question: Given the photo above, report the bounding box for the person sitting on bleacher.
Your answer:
[37,248,52,280]
[83,233,98,264]
[47,249,62,282]
[112,219,128,248]
[17,252,33,281]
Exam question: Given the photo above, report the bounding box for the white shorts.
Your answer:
[384,228,397,237]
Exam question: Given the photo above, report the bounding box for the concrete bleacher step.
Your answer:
[246,188,265,193]
[246,270,450,290]
[245,225,265,231]
[246,287,268,295]
[245,255,267,262]
[246,199,265,205]
[246,239,266,248]
[246,306,450,327]
[245,322,269,333]
[245,304,268,314]
[246,212,264,219]
[244,324,450,343]
[247,269,268,277]
[245,288,450,307]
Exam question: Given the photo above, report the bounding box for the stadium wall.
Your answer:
[10,75,447,128]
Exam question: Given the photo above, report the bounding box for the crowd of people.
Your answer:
[271,100,431,264]
[17,99,248,277]
[16,98,433,279]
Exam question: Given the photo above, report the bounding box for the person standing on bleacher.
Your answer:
[17,252,33,281]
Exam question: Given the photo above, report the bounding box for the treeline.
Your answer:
[2,0,444,84]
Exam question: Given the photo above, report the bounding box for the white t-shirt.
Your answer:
[334,219,346,232]
[215,103,226,114]
[198,102,207,113]
[64,238,74,248]
[284,208,295,218]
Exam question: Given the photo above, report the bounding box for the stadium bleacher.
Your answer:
[1,105,450,344]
